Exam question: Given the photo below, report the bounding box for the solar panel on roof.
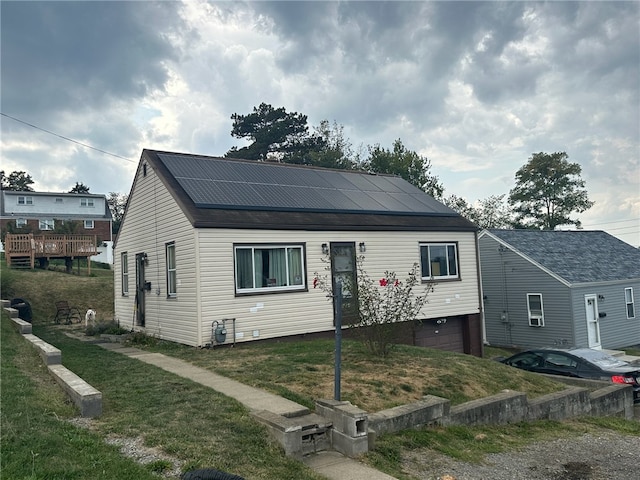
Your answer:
[155,152,455,216]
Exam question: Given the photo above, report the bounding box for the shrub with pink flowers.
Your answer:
[314,255,436,357]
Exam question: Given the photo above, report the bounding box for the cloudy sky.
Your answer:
[1,1,638,245]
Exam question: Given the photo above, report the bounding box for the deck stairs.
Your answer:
[7,256,33,269]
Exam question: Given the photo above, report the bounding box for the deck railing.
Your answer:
[5,233,98,267]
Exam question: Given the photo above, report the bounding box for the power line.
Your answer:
[1,112,136,163]
[582,218,639,227]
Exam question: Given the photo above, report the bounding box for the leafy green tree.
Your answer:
[226,103,325,163]
[307,120,359,170]
[106,192,128,235]
[508,152,594,230]
[442,194,476,222]
[443,193,513,229]
[365,139,444,198]
[69,182,90,194]
[1,170,34,191]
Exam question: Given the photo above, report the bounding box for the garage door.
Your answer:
[414,316,464,353]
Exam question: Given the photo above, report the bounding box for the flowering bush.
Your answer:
[314,255,435,357]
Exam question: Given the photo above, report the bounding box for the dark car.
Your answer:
[499,348,640,403]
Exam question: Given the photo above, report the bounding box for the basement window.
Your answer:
[16,218,27,228]
[39,219,54,231]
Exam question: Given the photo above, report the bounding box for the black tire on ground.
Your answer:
[10,298,33,322]
[181,469,245,480]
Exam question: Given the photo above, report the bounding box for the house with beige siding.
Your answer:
[114,149,483,355]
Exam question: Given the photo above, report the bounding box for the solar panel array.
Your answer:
[157,152,454,215]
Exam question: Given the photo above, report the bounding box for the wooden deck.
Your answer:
[4,233,98,273]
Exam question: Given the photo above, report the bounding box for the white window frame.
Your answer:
[166,242,177,297]
[84,220,95,229]
[15,218,27,228]
[121,253,129,296]
[234,244,306,294]
[39,219,54,231]
[625,287,635,319]
[420,242,459,280]
[17,196,33,205]
[527,293,545,327]
[80,198,94,207]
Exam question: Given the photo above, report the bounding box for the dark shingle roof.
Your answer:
[143,149,477,231]
[487,229,640,283]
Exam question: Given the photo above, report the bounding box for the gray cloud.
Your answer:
[0,1,637,244]
[1,1,184,118]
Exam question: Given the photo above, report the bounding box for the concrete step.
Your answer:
[296,413,333,455]
[602,349,640,365]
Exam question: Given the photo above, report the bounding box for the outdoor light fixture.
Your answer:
[143,252,149,265]
[359,242,366,253]
[598,294,605,301]
[322,243,329,255]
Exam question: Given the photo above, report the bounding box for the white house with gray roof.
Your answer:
[479,229,640,350]
[114,149,484,355]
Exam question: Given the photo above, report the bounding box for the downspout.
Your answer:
[474,230,485,356]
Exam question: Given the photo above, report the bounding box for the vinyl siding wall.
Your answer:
[479,235,574,348]
[571,281,640,349]
[114,162,199,346]
[195,229,480,346]
[115,160,481,348]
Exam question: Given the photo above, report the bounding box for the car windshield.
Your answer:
[570,349,629,368]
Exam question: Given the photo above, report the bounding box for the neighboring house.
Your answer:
[479,229,640,351]
[114,149,484,355]
[0,190,113,244]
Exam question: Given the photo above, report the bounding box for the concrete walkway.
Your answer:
[96,342,398,480]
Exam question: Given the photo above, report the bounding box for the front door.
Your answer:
[135,253,146,327]
[330,242,358,325]
[585,294,601,349]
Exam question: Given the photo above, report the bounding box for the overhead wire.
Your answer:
[1,112,136,163]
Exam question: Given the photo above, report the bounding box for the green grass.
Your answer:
[2,314,324,479]
[3,263,639,480]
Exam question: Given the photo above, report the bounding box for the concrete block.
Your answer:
[316,399,368,437]
[445,390,527,426]
[251,410,302,458]
[5,307,19,318]
[590,384,634,420]
[23,334,61,365]
[369,395,449,435]
[10,317,32,334]
[330,428,369,458]
[48,364,102,418]
[527,386,591,421]
[1,299,10,308]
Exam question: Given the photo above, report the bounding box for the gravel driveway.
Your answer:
[401,430,640,480]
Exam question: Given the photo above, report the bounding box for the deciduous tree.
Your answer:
[106,192,128,235]
[307,120,359,170]
[365,139,443,198]
[508,152,594,230]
